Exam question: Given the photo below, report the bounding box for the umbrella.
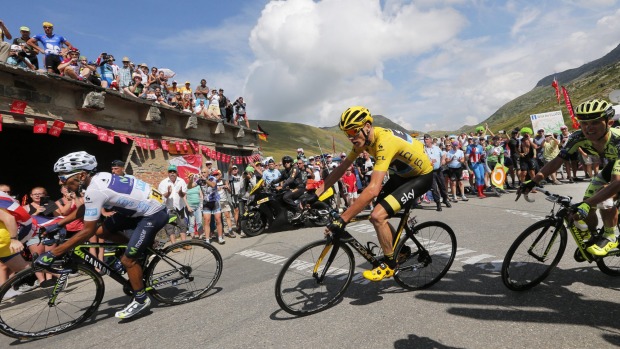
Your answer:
[159,68,176,79]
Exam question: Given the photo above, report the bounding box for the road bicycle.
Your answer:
[274,203,457,316]
[0,232,222,339]
[501,187,620,291]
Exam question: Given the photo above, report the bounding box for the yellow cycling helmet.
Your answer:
[575,99,615,121]
[339,106,373,132]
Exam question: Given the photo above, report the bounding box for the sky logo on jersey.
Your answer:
[400,188,417,204]
[85,208,99,217]
[134,180,147,191]
[115,198,133,208]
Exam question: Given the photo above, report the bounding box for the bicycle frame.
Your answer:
[312,206,423,283]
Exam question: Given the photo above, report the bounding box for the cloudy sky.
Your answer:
[4,0,619,131]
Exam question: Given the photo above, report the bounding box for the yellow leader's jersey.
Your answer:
[346,127,433,178]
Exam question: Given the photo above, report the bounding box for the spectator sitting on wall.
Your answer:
[78,55,97,82]
[194,98,210,117]
[96,53,116,88]
[13,26,39,70]
[6,45,35,70]
[125,73,144,97]
[0,20,13,63]
[58,47,84,80]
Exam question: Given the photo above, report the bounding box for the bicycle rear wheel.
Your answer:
[501,219,567,291]
[393,221,457,290]
[0,264,104,339]
[145,240,222,304]
[275,239,354,316]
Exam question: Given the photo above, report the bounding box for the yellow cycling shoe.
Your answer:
[586,236,619,256]
[362,263,394,282]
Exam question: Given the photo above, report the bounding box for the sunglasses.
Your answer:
[58,172,81,183]
[345,128,362,139]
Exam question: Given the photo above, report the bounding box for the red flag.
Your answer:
[77,121,98,134]
[118,134,128,144]
[33,119,47,134]
[48,120,65,137]
[161,140,169,151]
[148,139,158,150]
[175,141,182,152]
[551,78,561,104]
[561,86,579,129]
[189,140,199,152]
[10,100,27,114]
[97,128,108,142]
[332,135,336,153]
[106,131,115,144]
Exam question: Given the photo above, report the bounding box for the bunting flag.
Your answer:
[118,134,128,144]
[561,86,579,129]
[175,141,182,152]
[33,119,47,134]
[10,100,27,114]
[551,77,561,104]
[189,140,199,152]
[161,140,169,151]
[48,120,65,137]
[97,128,108,142]
[148,139,158,150]
[77,121,98,134]
[106,131,115,144]
[257,123,269,141]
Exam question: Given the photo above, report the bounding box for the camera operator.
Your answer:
[6,45,34,70]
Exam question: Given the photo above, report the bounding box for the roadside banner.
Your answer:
[491,163,507,188]
[530,110,564,135]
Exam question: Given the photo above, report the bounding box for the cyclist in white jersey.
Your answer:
[35,151,168,319]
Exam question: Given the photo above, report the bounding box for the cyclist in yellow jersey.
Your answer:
[312,106,433,281]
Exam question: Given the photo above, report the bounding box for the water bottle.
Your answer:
[109,256,126,275]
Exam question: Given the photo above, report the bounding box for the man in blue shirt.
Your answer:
[262,159,281,186]
[27,21,73,74]
[423,134,451,211]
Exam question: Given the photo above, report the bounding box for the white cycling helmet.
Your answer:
[54,151,98,173]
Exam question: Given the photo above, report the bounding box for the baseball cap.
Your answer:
[297,148,303,152]
[167,165,178,172]
[451,141,459,147]
[205,159,213,164]
[245,166,255,173]
[212,169,221,175]
[111,160,125,167]
[42,21,53,27]
[20,26,30,32]
[232,165,238,169]
[172,80,177,84]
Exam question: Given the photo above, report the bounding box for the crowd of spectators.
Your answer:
[0,19,251,127]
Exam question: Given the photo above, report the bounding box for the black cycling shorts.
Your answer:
[102,209,169,258]
[377,172,433,216]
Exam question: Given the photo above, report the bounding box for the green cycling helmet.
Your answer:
[575,99,615,121]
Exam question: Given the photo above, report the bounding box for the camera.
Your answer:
[196,178,207,186]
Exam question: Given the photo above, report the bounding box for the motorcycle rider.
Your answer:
[276,155,306,220]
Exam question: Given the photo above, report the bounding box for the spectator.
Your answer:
[6,45,35,70]
[233,97,250,128]
[195,79,209,106]
[296,147,306,161]
[341,165,358,207]
[118,56,133,91]
[158,165,190,252]
[78,55,97,82]
[167,80,179,95]
[204,159,214,176]
[218,89,229,122]
[167,92,181,109]
[97,53,116,88]
[518,129,537,188]
[158,71,169,97]
[125,73,144,97]
[28,21,73,74]
[58,47,83,80]
[136,63,148,82]
[542,133,562,184]
[446,141,468,201]
[154,88,172,107]
[54,185,84,239]
[208,89,221,119]
[424,134,451,210]
[110,160,129,176]
[239,166,257,218]
[214,170,236,238]
[196,167,224,244]
[559,125,577,182]
[184,173,203,238]
[193,98,210,117]
[23,186,56,286]
[0,20,12,63]
[13,26,38,69]
[147,66,159,90]
[263,159,281,186]
[227,162,242,234]
[180,81,193,99]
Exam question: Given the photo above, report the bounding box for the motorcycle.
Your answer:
[239,179,335,237]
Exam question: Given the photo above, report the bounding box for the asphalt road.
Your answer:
[1,181,619,349]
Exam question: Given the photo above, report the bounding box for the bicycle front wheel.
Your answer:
[275,239,354,316]
[393,221,457,290]
[501,219,567,291]
[0,264,104,339]
[145,240,222,305]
